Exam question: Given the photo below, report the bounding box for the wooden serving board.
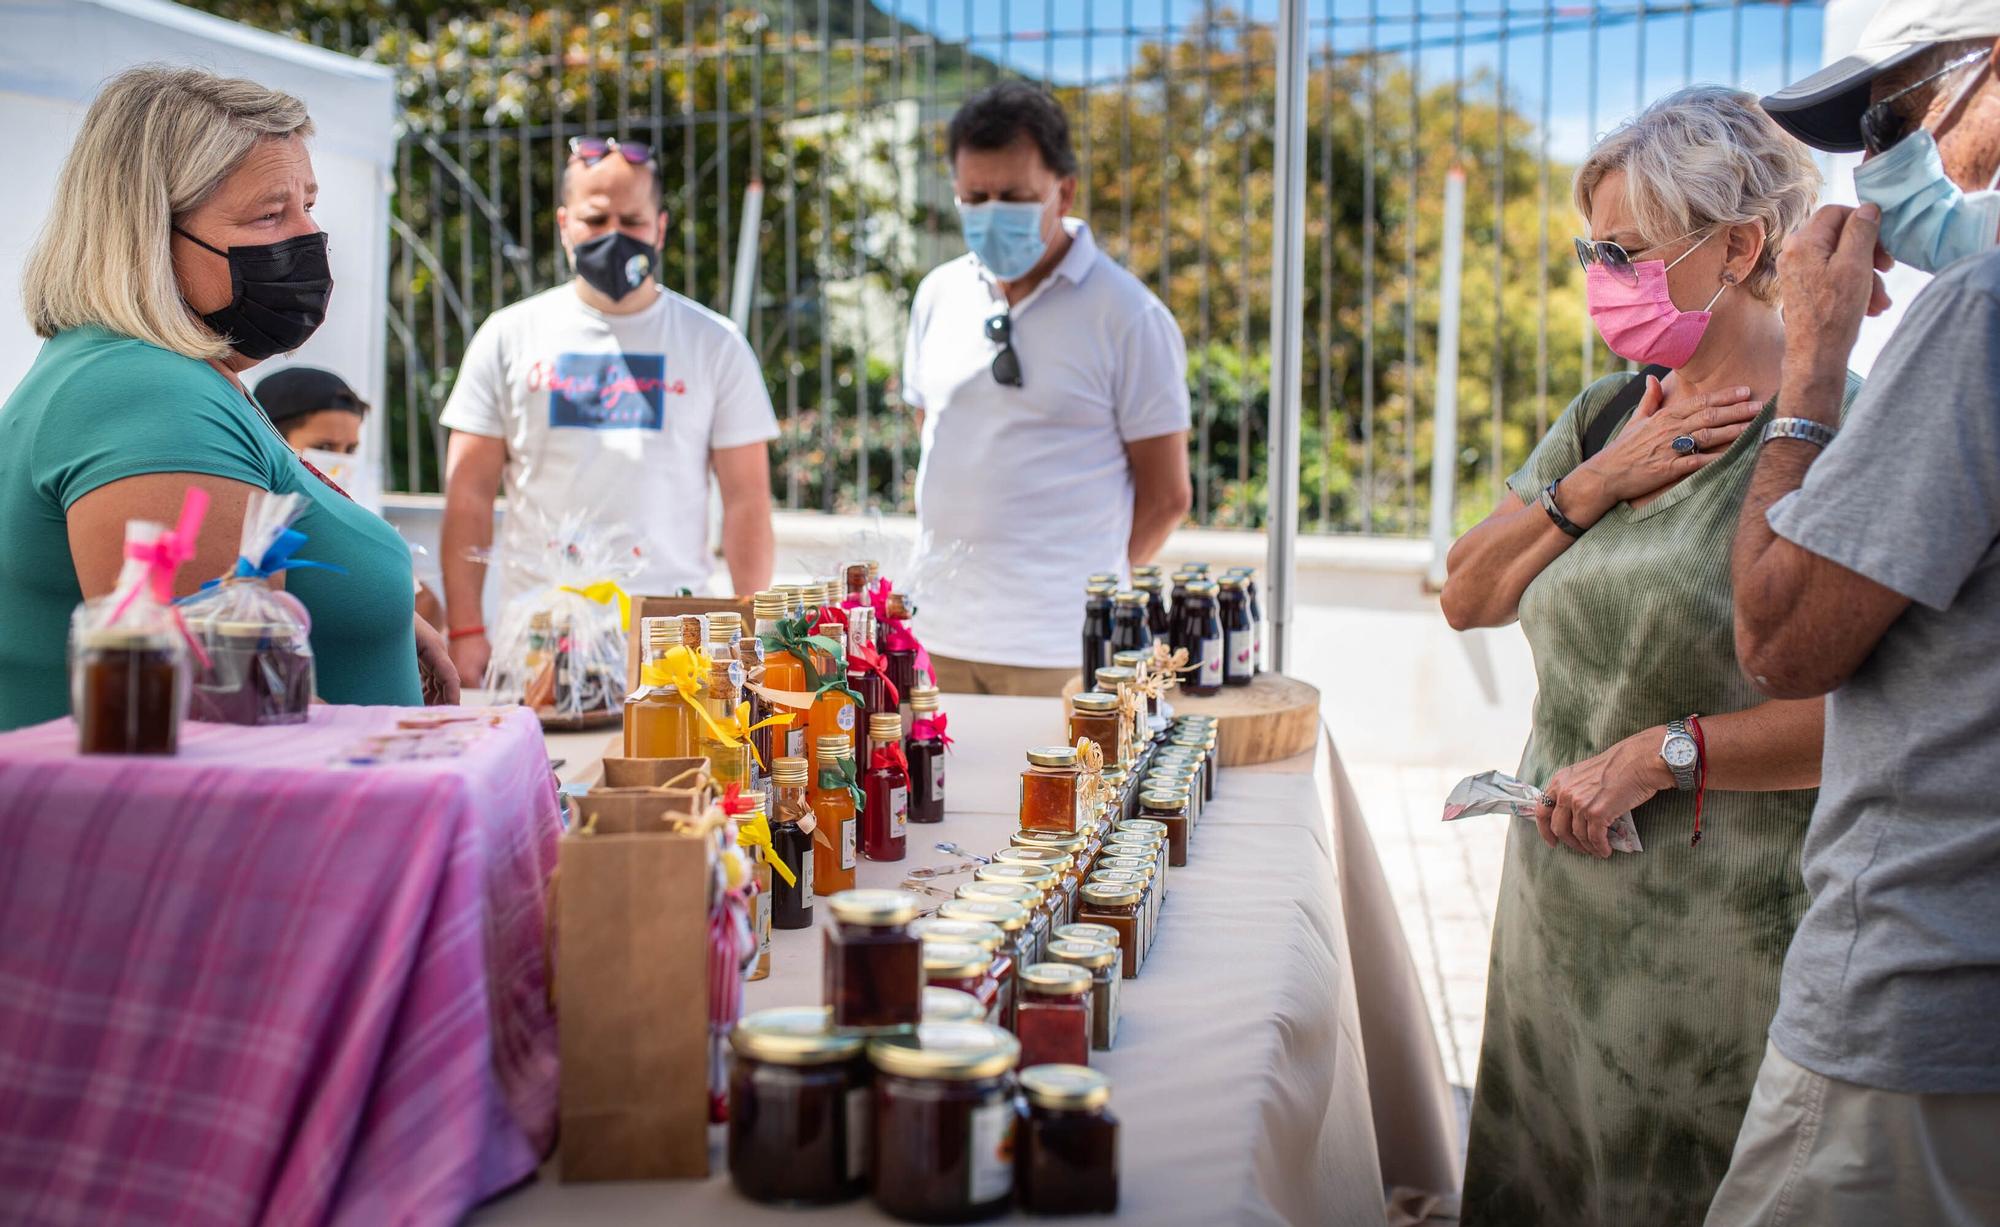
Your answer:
[1061,671,1321,767]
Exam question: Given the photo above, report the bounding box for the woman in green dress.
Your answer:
[1441,86,1859,1225]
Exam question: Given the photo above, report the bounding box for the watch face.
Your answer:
[1664,738,1698,769]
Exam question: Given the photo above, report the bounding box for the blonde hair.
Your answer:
[1573,85,1819,302]
[22,65,313,360]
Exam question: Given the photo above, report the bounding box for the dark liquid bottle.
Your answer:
[1183,583,1224,696]
[906,686,946,825]
[76,631,184,755]
[770,759,817,930]
[1080,584,1114,687]
[1219,579,1253,687]
[1109,592,1152,656]
[1139,577,1171,641]
[1167,573,1196,659]
[861,712,909,862]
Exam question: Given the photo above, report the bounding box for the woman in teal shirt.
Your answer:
[0,65,453,731]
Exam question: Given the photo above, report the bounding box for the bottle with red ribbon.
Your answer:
[71,488,210,755]
[906,683,950,824]
[845,605,897,736]
[861,711,909,862]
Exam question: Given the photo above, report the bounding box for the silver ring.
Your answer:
[1539,791,1555,808]
[1671,434,1698,456]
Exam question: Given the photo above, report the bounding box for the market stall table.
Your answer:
[0,706,562,1227]
[486,694,1459,1227]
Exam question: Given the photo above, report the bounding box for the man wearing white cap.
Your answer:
[1710,3,2000,1223]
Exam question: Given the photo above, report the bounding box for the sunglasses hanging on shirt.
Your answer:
[567,135,656,167]
[985,311,1023,388]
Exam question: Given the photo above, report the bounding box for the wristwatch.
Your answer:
[1660,719,1699,791]
[1762,417,1837,449]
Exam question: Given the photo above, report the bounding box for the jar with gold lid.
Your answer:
[1146,762,1202,827]
[1014,963,1093,1070]
[824,889,923,1032]
[1091,666,1140,763]
[1012,828,1094,867]
[1106,829,1168,904]
[1110,647,1155,719]
[1016,1065,1119,1216]
[976,862,1062,944]
[924,986,986,1023]
[993,846,1080,925]
[1098,764,1136,827]
[939,897,1032,1027]
[868,1023,1021,1223]
[728,1006,870,1206]
[1055,922,1122,952]
[1138,787,1192,863]
[1045,938,1120,1051]
[1092,859,1158,944]
[1075,882,1145,979]
[1067,691,1124,770]
[922,942,1000,1026]
[914,919,1011,1026]
[1019,745,1083,833]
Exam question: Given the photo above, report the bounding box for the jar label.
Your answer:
[799,848,814,908]
[785,725,806,760]
[1100,970,1121,1049]
[890,786,908,838]
[841,816,857,870]
[1253,621,1264,672]
[845,1085,869,1181]
[968,1098,1016,1204]
[754,891,770,955]
[931,766,945,804]
[1199,637,1223,686]
[1227,628,1254,678]
[836,705,856,732]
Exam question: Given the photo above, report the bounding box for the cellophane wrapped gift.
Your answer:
[178,491,320,725]
[485,510,640,729]
[1442,769,1644,854]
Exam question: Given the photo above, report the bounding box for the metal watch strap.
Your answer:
[1539,479,1587,539]
[1762,417,1837,449]
[1664,718,1698,791]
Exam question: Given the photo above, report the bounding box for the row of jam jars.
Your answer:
[1014,827,1098,877]
[942,894,1040,992]
[911,916,1014,1028]
[1109,825,1169,908]
[1091,858,1158,949]
[1091,666,1142,765]
[992,846,1079,925]
[1148,757,1203,828]
[1045,938,1121,1051]
[1019,745,1084,833]
[1067,691,1124,771]
[823,889,924,1033]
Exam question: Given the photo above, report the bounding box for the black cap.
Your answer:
[253,366,367,427]
[1759,2,2000,153]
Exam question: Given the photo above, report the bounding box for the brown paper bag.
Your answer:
[557,782,717,1181]
[624,594,756,691]
[599,756,705,790]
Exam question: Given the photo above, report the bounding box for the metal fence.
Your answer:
[297,0,1824,536]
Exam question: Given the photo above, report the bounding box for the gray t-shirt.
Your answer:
[1765,250,2000,1094]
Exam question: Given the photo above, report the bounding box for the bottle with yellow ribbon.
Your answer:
[699,656,752,789]
[624,616,705,758]
[725,786,783,982]
[769,756,816,929]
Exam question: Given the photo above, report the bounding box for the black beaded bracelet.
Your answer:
[1539,479,1587,539]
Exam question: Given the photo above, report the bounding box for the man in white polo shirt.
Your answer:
[902,82,1193,696]
[438,136,778,683]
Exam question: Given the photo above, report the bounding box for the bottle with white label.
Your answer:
[906,683,948,823]
[1184,579,1225,696]
[867,1022,1021,1222]
[861,711,909,862]
[1219,574,1254,687]
[770,756,817,929]
[810,734,860,897]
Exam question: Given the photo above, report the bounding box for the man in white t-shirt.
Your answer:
[903,83,1193,696]
[438,136,778,682]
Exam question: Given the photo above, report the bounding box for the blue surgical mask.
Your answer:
[957,198,1050,280]
[1853,128,2000,274]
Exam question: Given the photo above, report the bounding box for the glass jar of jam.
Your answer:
[861,712,909,862]
[1098,765,1136,827]
[73,625,187,756]
[1015,963,1092,1070]
[1016,1065,1119,1216]
[922,942,1000,1026]
[1147,762,1202,827]
[1019,745,1084,834]
[1054,922,1122,953]
[1067,692,1124,770]
[924,986,986,1024]
[1171,729,1219,798]
[1106,830,1168,904]
[937,899,1031,1029]
[1138,789,1191,865]
[1045,938,1121,1051]
[906,684,947,825]
[728,1006,870,1206]
[1111,648,1157,722]
[1091,862,1157,948]
[868,1023,1021,1224]
[1076,882,1145,979]
[992,847,1079,925]
[824,889,923,1032]
[1091,666,1139,759]
[976,863,1062,942]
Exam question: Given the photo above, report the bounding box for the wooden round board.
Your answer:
[1060,671,1321,767]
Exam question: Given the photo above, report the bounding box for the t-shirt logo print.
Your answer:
[542,351,673,430]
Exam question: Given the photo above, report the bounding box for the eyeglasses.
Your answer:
[985,312,1023,388]
[1573,228,1706,286]
[1859,50,1989,156]
[567,136,656,168]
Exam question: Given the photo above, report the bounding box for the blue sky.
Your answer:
[876,0,1826,161]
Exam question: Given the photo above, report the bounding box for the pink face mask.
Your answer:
[1584,234,1727,369]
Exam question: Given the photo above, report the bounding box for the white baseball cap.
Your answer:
[1761,0,2000,152]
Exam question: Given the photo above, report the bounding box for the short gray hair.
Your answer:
[22,65,314,360]
[1573,85,1819,301]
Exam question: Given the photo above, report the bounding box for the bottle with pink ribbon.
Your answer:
[906,682,950,824]
[69,487,209,755]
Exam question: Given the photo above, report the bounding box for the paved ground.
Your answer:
[1345,760,1510,1150]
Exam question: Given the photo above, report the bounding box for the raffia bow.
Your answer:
[1145,643,1194,700]
[1074,735,1107,813]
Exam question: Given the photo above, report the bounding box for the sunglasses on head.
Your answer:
[985,311,1022,388]
[1572,228,1707,286]
[1859,49,1989,156]
[568,136,656,168]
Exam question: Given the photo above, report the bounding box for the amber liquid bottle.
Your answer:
[753,591,811,766]
[699,657,751,788]
[860,711,908,862]
[811,734,860,896]
[624,615,701,758]
[806,624,859,789]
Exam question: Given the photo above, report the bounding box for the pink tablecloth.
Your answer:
[0,706,562,1227]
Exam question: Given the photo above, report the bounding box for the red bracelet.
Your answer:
[1687,713,1708,848]
[447,625,487,642]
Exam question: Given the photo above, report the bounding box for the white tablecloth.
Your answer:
[488,694,1460,1226]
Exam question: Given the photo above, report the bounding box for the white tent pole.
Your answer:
[728,178,765,331]
[1265,0,1308,674]
[1427,167,1467,588]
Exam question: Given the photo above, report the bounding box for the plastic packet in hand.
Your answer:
[178,490,324,726]
[1442,769,1644,854]
[483,509,642,729]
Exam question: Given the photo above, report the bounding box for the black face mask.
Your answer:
[570,231,657,302]
[174,228,333,360]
